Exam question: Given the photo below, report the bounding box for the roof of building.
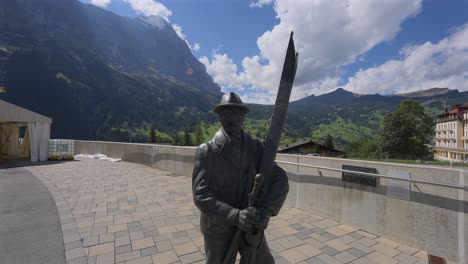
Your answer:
[278,140,343,153]
[0,100,52,124]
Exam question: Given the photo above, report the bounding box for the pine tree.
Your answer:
[325,134,335,149]
[184,127,192,146]
[313,142,320,154]
[194,120,205,145]
[148,128,156,143]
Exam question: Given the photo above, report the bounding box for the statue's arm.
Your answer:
[192,144,239,226]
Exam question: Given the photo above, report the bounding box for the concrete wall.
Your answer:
[75,140,467,263]
[74,140,196,177]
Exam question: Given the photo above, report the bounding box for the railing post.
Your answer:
[458,170,465,264]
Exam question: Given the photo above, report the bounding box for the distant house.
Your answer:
[278,140,344,157]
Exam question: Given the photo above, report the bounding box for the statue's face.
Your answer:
[218,108,245,134]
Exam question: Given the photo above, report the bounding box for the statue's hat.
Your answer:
[213,92,249,113]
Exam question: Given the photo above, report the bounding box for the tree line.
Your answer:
[146,120,206,146]
[344,99,433,160]
[145,99,434,161]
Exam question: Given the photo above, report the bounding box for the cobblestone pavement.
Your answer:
[25,158,438,264]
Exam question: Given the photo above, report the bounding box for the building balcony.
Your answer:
[435,128,452,132]
[434,136,456,140]
[433,146,468,153]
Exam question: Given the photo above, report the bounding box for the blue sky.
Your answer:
[83,0,468,103]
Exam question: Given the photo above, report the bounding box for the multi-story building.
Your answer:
[433,103,468,162]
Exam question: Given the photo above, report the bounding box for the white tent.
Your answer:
[0,100,52,162]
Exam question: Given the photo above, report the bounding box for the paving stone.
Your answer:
[321,232,338,240]
[65,240,84,250]
[68,256,88,264]
[279,248,309,263]
[375,237,401,249]
[398,244,419,255]
[365,251,398,264]
[116,245,132,255]
[348,232,365,240]
[152,250,179,264]
[304,237,326,249]
[412,250,428,260]
[325,238,351,252]
[116,250,142,262]
[115,230,130,238]
[65,247,85,261]
[394,252,419,263]
[178,251,205,264]
[305,256,327,264]
[83,236,100,247]
[115,235,131,247]
[125,256,153,264]
[371,243,400,257]
[108,224,128,233]
[339,235,357,245]
[173,241,198,256]
[132,237,155,250]
[88,242,114,256]
[347,247,367,258]
[356,237,378,247]
[99,233,114,244]
[326,226,349,237]
[348,242,374,255]
[321,246,339,256]
[334,251,358,263]
[88,256,97,264]
[314,253,342,264]
[141,246,158,256]
[96,252,114,264]
[293,244,322,258]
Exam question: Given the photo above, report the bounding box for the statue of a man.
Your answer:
[192,92,289,263]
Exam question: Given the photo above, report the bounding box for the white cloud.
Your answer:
[173,24,201,52]
[200,0,423,103]
[90,0,111,7]
[124,0,172,21]
[250,0,274,8]
[343,24,468,95]
[199,53,248,90]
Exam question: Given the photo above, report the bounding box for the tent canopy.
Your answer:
[0,100,52,124]
[0,100,52,162]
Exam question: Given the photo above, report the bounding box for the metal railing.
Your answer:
[275,160,468,191]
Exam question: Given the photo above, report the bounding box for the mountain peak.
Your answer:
[332,88,353,94]
[139,15,168,29]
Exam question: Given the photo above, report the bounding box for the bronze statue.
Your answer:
[192,32,298,264]
[192,92,289,263]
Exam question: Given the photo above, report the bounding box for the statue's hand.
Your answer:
[237,207,256,231]
[254,207,271,230]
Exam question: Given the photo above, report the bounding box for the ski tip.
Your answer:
[290,31,294,37]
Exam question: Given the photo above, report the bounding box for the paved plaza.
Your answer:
[11,158,441,264]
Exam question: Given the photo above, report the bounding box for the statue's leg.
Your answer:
[204,235,237,264]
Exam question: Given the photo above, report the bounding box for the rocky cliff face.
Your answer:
[0,0,221,140]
